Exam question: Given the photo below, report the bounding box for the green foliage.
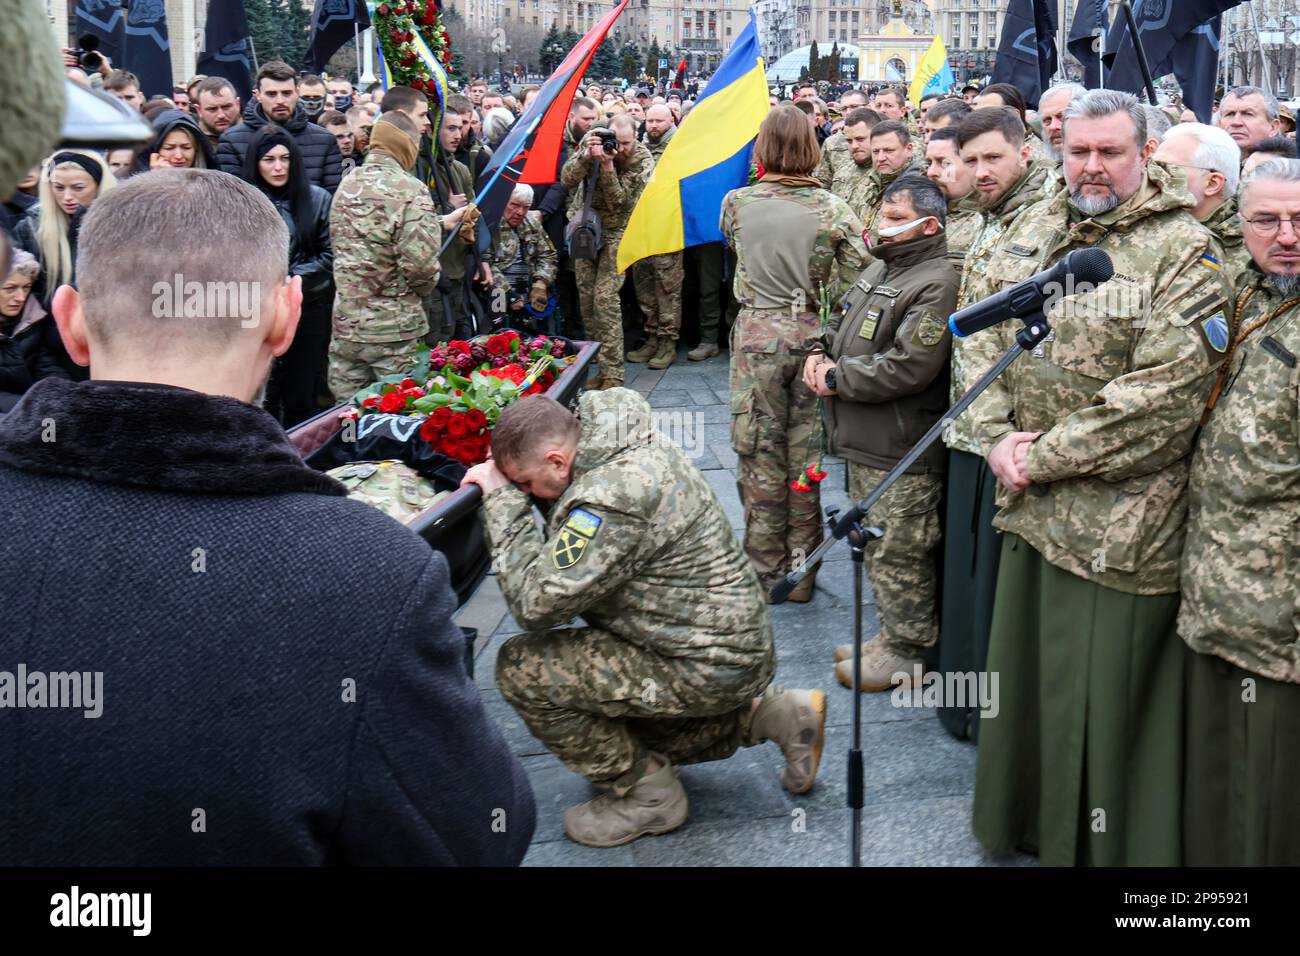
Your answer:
[590,36,620,80]
[246,0,312,70]
[827,41,840,83]
[442,5,466,79]
[619,42,641,82]
[807,39,820,85]
[646,39,662,77]
[540,22,564,74]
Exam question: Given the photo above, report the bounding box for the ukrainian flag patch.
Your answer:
[1199,253,1221,271]
[564,509,602,538]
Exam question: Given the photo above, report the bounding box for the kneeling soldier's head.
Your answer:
[490,395,582,500]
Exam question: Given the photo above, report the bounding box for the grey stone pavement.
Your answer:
[454,348,1036,867]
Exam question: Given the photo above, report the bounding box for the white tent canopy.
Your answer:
[767,44,862,83]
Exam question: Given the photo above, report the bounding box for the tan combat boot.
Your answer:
[687,341,720,361]
[749,685,828,794]
[563,759,689,848]
[583,374,607,391]
[626,335,659,363]
[834,640,923,692]
[647,337,677,370]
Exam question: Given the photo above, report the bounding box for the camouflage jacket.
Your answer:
[719,177,868,313]
[944,195,982,272]
[481,388,776,675]
[814,131,852,189]
[330,154,443,343]
[1202,196,1252,292]
[327,460,448,524]
[828,158,874,216]
[643,124,675,163]
[559,139,652,235]
[486,216,558,306]
[1179,267,1300,682]
[966,161,1233,594]
[856,166,910,235]
[432,153,474,280]
[945,162,1054,454]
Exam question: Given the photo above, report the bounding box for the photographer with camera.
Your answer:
[559,113,652,389]
[483,183,558,333]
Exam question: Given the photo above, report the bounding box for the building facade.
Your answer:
[931,0,1077,84]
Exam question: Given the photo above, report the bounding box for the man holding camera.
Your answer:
[560,114,652,389]
[484,183,558,332]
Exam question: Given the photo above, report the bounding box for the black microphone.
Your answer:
[947,248,1114,338]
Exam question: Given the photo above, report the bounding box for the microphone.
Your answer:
[948,248,1114,339]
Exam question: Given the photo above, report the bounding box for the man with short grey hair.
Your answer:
[485,182,558,331]
[1142,104,1173,152]
[1217,85,1281,152]
[1154,123,1249,285]
[0,169,536,865]
[1037,83,1086,163]
[1178,158,1300,865]
[966,88,1234,865]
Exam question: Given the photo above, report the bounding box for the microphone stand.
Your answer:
[770,307,1053,867]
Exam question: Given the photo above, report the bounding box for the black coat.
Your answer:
[0,298,68,412]
[0,190,36,241]
[267,184,334,304]
[0,379,536,865]
[217,100,343,193]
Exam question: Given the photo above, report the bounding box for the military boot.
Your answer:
[626,335,659,363]
[834,640,923,692]
[748,685,828,794]
[647,337,677,370]
[687,341,720,361]
[583,374,607,391]
[563,759,689,848]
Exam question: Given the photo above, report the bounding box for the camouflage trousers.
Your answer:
[496,626,773,792]
[849,463,943,658]
[632,251,684,340]
[574,233,626,384]
[327,335,425,403]
[730,309,824,594]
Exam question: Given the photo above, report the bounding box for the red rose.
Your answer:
[448,339,471,353]
[447,414,469,438]
[361,396,381,409]
[400,378,417,390]
[486,334,510,356]
[419,419,440,442]
[503,329,521,342]
[430,406,452,429]
[466,408,487,431]
[379,391,405,413]
[378,4,389,14]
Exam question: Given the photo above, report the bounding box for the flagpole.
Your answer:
[1117,0,1157,104]
[354,22,363,84]
[437,115,542,257]
[249,34,260,72]
[1098,0,1106,90]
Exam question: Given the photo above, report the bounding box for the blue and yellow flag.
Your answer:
[617,10,768,272]
[909,35,955,107]
[375,24,449,138]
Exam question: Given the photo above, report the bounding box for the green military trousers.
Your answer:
[632,251,684,342]
[574,232,626,385]
[496,626,774,793]
[972,533,1184,866]
[1184,647,1300,866]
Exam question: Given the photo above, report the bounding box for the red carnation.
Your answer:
[430,406,452,429]
[466,408,487,431]
[379,391,405,414]
[486,334,510,356]
[447,414,469,438]
[503,329,521,342]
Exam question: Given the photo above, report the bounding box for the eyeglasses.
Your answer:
[1242,215,1300,236]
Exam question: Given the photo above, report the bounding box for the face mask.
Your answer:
[876,216,940,239]
[334,94,353,111]
[300,96,324,116]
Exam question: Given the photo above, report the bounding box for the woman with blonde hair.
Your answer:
[13,149,114,308]
[720,104,868,603]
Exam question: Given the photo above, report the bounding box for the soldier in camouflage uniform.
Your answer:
[813,91,871,188]
[328,116,464,401]
[1153,123,1253,289]
[855,121,917,235]
[801,176,961,691]
[965,91,1233,866]
[466,391,829,847]
[629,106,686,369]
[485,183,558,330]
[825,108,878,212]
[559,114,650,389]
[923,126,982,271]
[1179,161,1300,866]
[721,105,869,602]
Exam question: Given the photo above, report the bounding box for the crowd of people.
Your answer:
[2,20,1298,866]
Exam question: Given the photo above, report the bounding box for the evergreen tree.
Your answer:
[646,39,662,78]
[539,23,563,74]
[619,42,641,82]
[442,6,466,79]
[827,41,840,83]
[807,40,820,85]
[591,37,620,80]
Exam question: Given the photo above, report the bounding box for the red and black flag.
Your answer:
[465,0,629,254]
[672,57,688,89]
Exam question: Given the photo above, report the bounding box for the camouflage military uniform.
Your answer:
[484,389,776,792]
[328,154,443,401]
[827,157,874,215]
[426,152,475,342]
[1178,266,1300,865]
[944,195,982,272]
[720,176,869,595]
[486,215,558,323]
[632,126,685,344]
[560,139,652,386]
[967,161,1234,867]
[326,460,449,523]
[945,162,1053,456]
[822,232,960,658]
[854,166,913,237]
[1202,197,1252,291]
[813,131,854,189]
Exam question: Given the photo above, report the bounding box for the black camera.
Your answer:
[75,33,103,72]
[594,127,619,155]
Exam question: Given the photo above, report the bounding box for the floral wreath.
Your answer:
[374,0,454,98]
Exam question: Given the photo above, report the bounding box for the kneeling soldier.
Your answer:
[463,391,828,848]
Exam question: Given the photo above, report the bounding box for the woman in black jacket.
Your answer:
[240,126,334,427]
[138,109,219,173]
[0,250,68,412]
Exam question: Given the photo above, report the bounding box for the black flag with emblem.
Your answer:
[1167,17,1224,124]
[1067,0,1107,89]
[120,0,172,97]
[1103,0,1242,101]
[197,0,253,103]
[75,0,126,66]
[991,0,1058,107]
[306,0,372,73]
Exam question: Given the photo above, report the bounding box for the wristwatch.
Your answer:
[823,365,838,393]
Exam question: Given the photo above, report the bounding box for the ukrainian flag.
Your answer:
[374,27,449,137]
[908,36,955,108]
[616,10,769,272]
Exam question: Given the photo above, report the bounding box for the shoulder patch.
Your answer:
[874,285,902,298]
[1007,243,1037,257]
[1200,312,1231,354]
[564,508,602,538]
[1199,252,1221,271]
[551,508,602,570]
[912,310,949,348]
